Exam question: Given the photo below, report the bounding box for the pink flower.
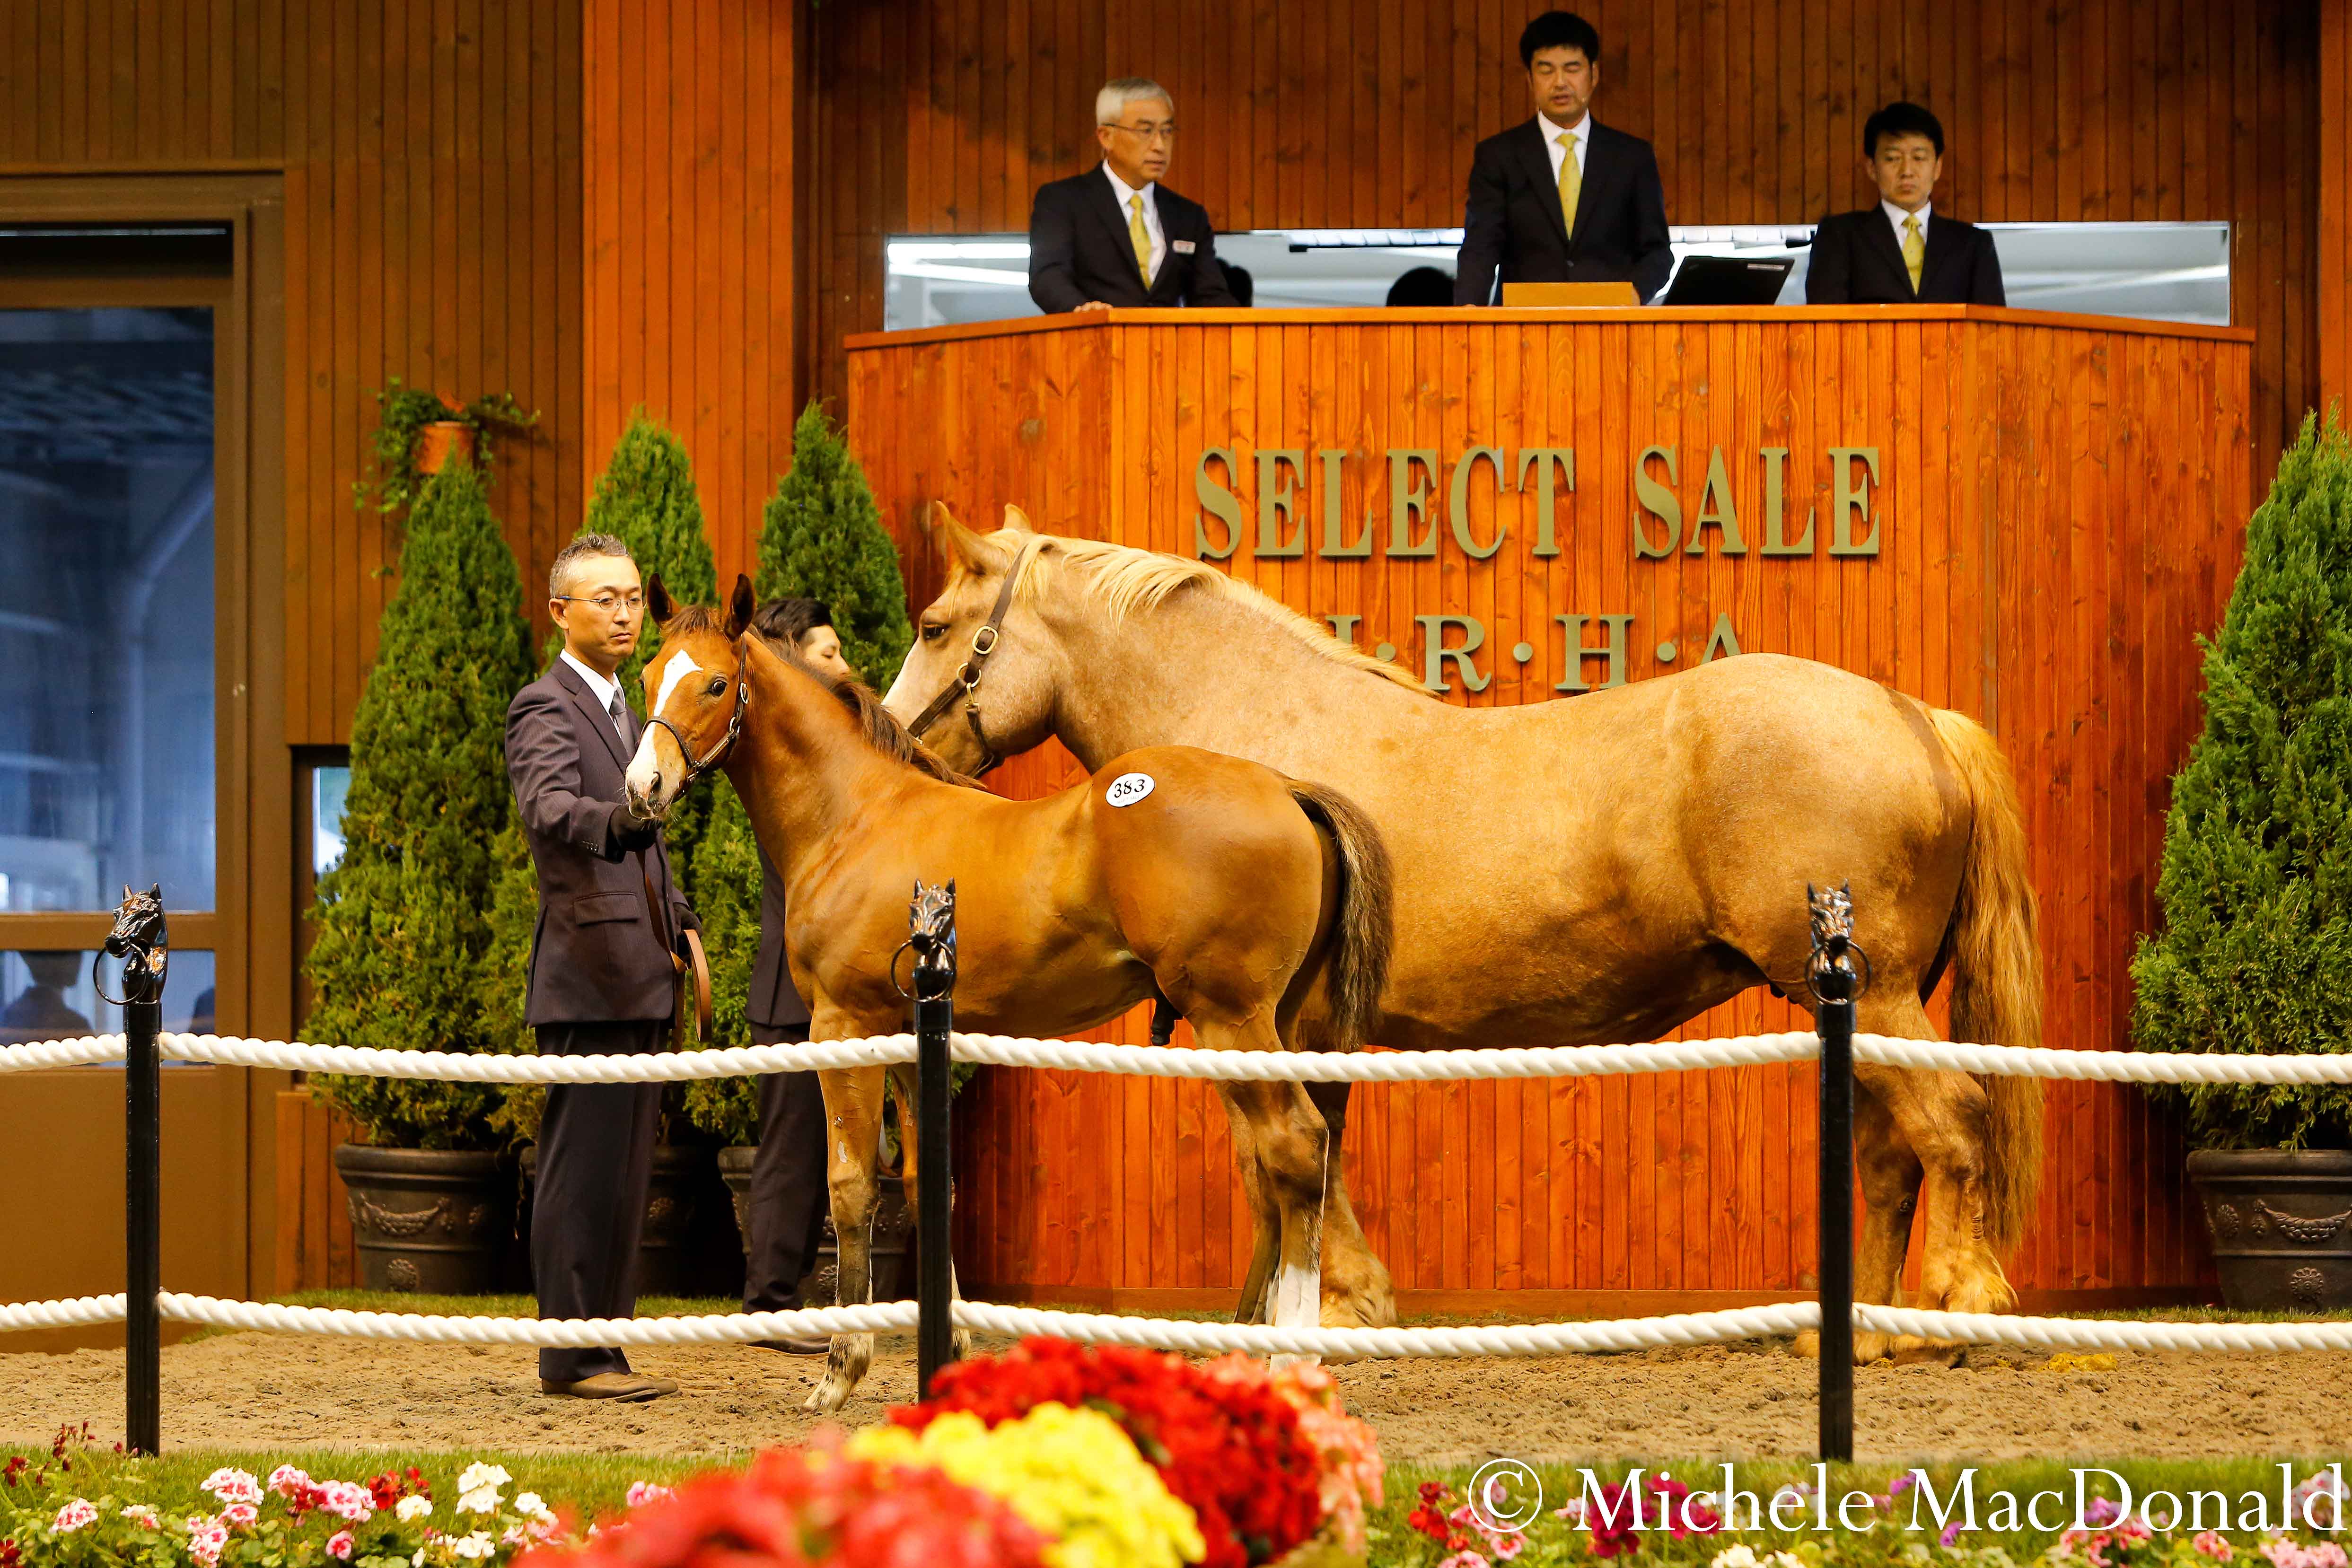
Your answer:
[1942,1521,1966,1547]
[2194,1533,2236,1561]
[201,1469,262,1507]
[269,1465,314,1498]
[317,1481,375,1524]
[326,1530,355,1560]
[49,1500,97,1533]
[624,1481,674,1509]
[186,1518,229,1567]
[1439,1554,1494,1568]
[2085,1499,2124,1528]
[220,1501,258,1530]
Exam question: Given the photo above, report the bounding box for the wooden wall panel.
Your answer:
[809,0,2320,492]
[2323,0,2348,419]
[0,0,587,747]
[854,307,2249,1305]
[580,0,800,587]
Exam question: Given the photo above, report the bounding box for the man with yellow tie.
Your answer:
[1027,78,1240,314]
[1454,12,1673,306]
[1805,102,2006,305]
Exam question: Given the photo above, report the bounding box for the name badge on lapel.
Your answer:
[1171,239,1196,254]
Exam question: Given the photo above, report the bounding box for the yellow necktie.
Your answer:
[1902,213,1925,292]
[1557,131,1581,238]
[1128,194,1153,286]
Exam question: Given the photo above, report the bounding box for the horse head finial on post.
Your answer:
[1805,880,1870,1005]
[908,878,958,1001]
[97,883,170,1006]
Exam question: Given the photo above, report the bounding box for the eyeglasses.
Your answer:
[556,593,646,616]
[1101,122,1178,145]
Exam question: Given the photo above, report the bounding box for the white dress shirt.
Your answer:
[561,649,631,744]
[1538,111,1594,184]
[1882,198,1932,247]
[1102,164,1167,282]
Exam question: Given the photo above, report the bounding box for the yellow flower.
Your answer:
[850,1404,1205,1568]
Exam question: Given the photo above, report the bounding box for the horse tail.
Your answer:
[1285,780,1395,1048]
[1927,705,2045,1256]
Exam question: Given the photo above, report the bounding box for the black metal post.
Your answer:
[101,887,169,1457]
[1806,882,1863,1465]
[908,882,959,1398]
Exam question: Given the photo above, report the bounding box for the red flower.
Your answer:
[1408,1506,1451,1543]
[0,1458,25,1489]
[899,1339,1323,1568]
[518,1446,1045,1568]
[0,1537,18,1568]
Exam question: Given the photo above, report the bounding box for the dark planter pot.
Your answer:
[717,1147,912,1305]
[520,1143,715,1298]
[2188,1148,2352,1312]
[334,1145,509,1295]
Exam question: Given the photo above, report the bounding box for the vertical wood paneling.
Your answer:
[806,0,2323,493]
[0,0,585,744]
[868,307,2249,1306]
[579,0,799,595]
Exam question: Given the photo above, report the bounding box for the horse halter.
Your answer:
[905,540,1039,777]
[644,641,751,790]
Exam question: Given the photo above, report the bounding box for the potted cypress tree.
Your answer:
[2131,414,2352,1312]
[488,413,732,1296]
[306,456,533,1293]
[694,401,925,1300]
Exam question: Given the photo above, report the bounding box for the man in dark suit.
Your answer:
[1027,77,1239,313]
[736,597,857,1358]
[1455,11,1673,306]
[1805,101,2006,305]
[507,533,698,1402]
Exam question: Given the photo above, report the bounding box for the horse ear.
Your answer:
[148,882,161,899]
[646,574,674,626]
[726,573,756,639]
[934,504,997,575]
[1001,503,1032,531]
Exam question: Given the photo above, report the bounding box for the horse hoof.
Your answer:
[1792,1329,1895,1365]
[802,1378,851,1414]
[950,1329,974,1360]
[1890,1334,1966,1367]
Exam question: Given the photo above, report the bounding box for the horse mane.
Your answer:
[995,528,1434,695]
[665,606,988,791]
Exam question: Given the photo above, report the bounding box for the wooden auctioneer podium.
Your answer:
[848,304,2254,1315]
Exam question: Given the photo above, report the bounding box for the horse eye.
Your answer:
[921,622,946,641]
[705,676,728,697]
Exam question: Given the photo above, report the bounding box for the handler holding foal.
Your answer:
[507,533,699,1403]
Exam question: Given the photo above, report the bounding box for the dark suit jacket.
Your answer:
[747,842,810,1030]
[507,659,697,1025]
[1027,167,1240,312]
[1454,117,1673,305]
[1804,208,2006,305]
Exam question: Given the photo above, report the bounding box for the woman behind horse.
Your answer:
[623,574,1394,1413]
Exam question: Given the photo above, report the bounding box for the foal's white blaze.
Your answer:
[623,648,703,812]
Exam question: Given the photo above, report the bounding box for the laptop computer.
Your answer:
[1659,254,1795,307]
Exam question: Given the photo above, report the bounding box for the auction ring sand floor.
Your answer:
[4,1333,2347,1461]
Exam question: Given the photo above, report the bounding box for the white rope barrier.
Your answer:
[949,1031,1823,1079]
[155,1294,919,1346]
[0,1034,127,1073]
[0,1295,128,1333]
[1857,1034,2352,1083]
[9,1028,2352,1087]
[951,1301,1823,1358]
[156,1033,918,1080]
[1858,1304,2352,1353]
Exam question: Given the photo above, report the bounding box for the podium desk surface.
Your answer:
[848,303,2253,351]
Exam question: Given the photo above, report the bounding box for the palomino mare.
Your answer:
[624,575,1395,1411]
[884,510,2047,1365]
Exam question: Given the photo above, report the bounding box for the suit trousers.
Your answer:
[532,1018,666,1382]
[746,1021,832,1312]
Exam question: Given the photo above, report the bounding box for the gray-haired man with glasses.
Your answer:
[1027,77,1239,313]
[505,533,698,1402]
